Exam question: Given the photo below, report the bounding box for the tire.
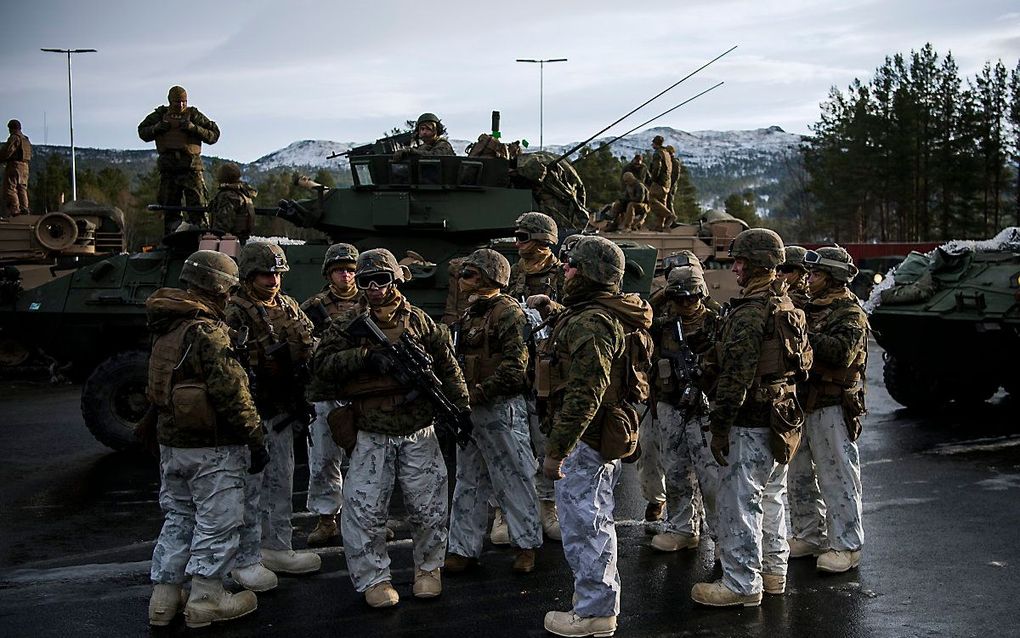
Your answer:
[951,375,1000,406]
[81,350,150,452]
[882,353,947,411]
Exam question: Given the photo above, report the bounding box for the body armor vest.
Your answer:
[155,111,202,155]
[148,318,218,436]
[230,292,313,371]
[339,311,416,413]
[457,294,517,388]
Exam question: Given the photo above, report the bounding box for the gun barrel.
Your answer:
[146,204,209,214]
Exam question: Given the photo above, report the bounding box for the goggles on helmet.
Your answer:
[662,253,695,271]
[355,271,395,290]
[514,230,536,243]
[459,268,481,281]
[803,250,850,271]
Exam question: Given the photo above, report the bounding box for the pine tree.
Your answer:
[672,160,701,223]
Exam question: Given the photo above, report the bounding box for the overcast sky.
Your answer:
[2,0,1018,163]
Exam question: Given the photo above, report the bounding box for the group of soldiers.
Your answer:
[145,202,869,636]
[600,134,680,233]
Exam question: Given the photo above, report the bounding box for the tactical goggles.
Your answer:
[566,258,581,270]
[459,268,481,280]
[803,250,850,271]
[355,271,394,289]
[662,253,695,271]
[514,231,535,243]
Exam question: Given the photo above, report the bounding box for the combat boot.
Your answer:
[184,576,257,628]
[490,508,510,545]
[261,548,321,574]
[543,610,617,637]
[644,501,665,522]
[762,573,786,595]
[231,562,278,592]
[788,537,823,558]
[307,515,339,547]
[413,567,442,599]
[540,500,562,541]
[512,548,536,573]
[364,581,399,608]
[817,549,861,573]
[650,532,699,552]
[148,583,184,626]
[443,553,477,573]
[691,580,762,607]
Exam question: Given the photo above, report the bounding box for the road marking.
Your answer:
[928,436,1020,455]
[862,497,935,513]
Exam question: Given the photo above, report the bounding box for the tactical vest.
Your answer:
[803,300,868,411]
[338,311,417,414]
[457,294,518,388]
[230,292,313,372]
[510,259,562,301]
[720,294,812,395]
[147,318,218,436]
[654,305,716,397]
[302,288,359,334]
[155,110,202,155]
[7,133,30,162]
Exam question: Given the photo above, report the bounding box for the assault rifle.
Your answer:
[262,340,316,433]
[327,130,416,159]
[344,313,473,447]
[666,319,710,424]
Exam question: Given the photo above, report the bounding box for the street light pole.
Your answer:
[516,58,567,151]
[41,47,96,202]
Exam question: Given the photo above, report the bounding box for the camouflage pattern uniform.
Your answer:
[0,120,31,216]
[516,152,590,230]
[610,172,650,232]
[397,112,455,158]
[137,86,220,232]
[780,245,811,310]
[645,136,674,231]
[207,163,257,240]
[312,249,469,593]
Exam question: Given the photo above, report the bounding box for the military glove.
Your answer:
[153,120,171,134]
[363,349,391,375]
[709,432,729,467]
[248,444,270,474]
[469,384,487,406]
[542,455,565,481]
[180,119,196,133]
[455,409,474,448]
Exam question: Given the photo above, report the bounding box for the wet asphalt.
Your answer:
[1,340,1018,637]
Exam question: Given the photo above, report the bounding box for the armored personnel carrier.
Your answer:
[0,144,657,452]
[867,227,1020,409]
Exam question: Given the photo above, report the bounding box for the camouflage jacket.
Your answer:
[409,137,455,156]
[651,300,719,400]
[0,131,31,165]
[621,179,649,204]
[146,288,263,448]
[621,160,647,183]
[208,182,257,238]
[137,105,220,169]
[311,294,469,436]
[507,254,565,302]
[458,293,529,402]
[709,275,790,435]
[648,147,673,188]
[802,287,868,410]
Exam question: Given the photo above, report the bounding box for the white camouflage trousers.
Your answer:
[715,428,789,596]
[238,414,294,566]
[655,403,719,539]
[788,404,865,552]
[556,442,622,618]
[307,400,344,516]
[450,395,542,556]
[636,409,666,505]
[151,445,246,583]
[528,398,555,502]
[341,425,448,592]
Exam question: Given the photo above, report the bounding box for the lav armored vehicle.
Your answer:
[868,227,1020,409]
[0,140,657,452]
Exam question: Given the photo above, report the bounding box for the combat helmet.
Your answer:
[662,250,704,276]
[180,250,239,295]
[728,228,785,270]
[804,246,858,283]
[558,232,584,262]
[780,245,809,273]
[570,235,625,287]
[666,266,706,298]
[356,248,409,288]
[460,248,511,288]
[415,112,446,137]
[322,243,359,277]
[217,162,242,184]
[238,242,289,279]
[515,212,558,245]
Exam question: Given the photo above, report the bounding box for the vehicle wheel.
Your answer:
[951,375,1000,405]
[882,353,946,411]
[81,350,150,452]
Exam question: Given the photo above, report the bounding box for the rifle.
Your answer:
[262,340,316,433]
[327,130,416,159]
[664,319,710,427]
[344,313,473,447]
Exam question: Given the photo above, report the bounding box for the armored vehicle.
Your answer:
[0,144,657,452]
[867,227,1020,410]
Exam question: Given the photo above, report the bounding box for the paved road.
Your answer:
[1,341,1018,637]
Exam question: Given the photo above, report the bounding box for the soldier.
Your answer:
[0,119,31,217]
[621,153,647,184]
[515,153,590,230]
[647,265,721,553]
[145,250,266,628]
[779,245,810,309]
[539,235,652,637]
[207,162,258,241]
[226,242,320,592]
[312,249,470,608]
[664,145,682,212]
[300,243,361,547]
[393,112,455,160]
[609,172,649,232]
[506,211,563,544]
[692,228,809,607]
[787,246,867,573]
[445,249,542,574]
[645,135,674,231]
[138,86,220,235]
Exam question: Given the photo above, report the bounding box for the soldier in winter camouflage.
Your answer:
[138,86,220,234]
[0,119,31,217]
[779,245,810,309]
[312,249,470,608]
[145,250,265,628]
[226,242,320,592]
[300,244,361,548]
[788,246,868,573]
[444,249,543,575]
[207,162,257,240]
[539,235,653,638]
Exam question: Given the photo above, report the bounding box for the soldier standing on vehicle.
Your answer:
[609,172,649,232]
[692,228,810,607]
[0,119,31,217]
[647,265,721,553]
[787,246,867,573]
[312,249,470,608]
[621,153,647,184]
[207,162,258,241]
[445,249,543,574]
[779,245,810,309]
[138,86,220,235]
[393,112,455,160]
[145,250,266,628]
[539,235,652,638]
[645,135,674,231]
[226,242,320,592]
[507,211,564,544]
[299,243,361,548]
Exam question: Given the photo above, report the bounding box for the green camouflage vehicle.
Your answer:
[867,227,1020,409]
[0,143,657,451]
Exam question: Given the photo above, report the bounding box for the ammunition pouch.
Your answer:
[766,385,803,464]
[841,385,866,442]
[170,381,218,436]
[326,403,358,456]
[597,403,640,461]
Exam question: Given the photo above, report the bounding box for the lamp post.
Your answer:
[41,47,96,201]
[515,58,567,151]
